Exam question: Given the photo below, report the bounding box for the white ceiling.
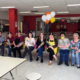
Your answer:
[0,0,80,15]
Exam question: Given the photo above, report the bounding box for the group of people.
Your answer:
[0,30,80,68]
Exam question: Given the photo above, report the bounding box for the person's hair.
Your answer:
[8,32,12,35]
[73,33,79,37]
[39,33,44,40]
[28,32,33,38]
[60,32,65,36]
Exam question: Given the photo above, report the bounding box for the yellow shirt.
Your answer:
[47,39,57,55]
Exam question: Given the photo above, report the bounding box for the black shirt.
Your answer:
[36,38,46,48]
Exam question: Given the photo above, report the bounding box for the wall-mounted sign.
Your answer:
[64,25,66,28]
[56,25,60,29]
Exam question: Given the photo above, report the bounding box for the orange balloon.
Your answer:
[46,12,50,15]
[45,20,49,24]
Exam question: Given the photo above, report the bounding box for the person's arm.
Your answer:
[64,39,70,48]
[46,38,49,47]
[17,36,24,47]
[58,39,64,48]
[2,36,5,45]
[13,37,17,47]
[10,37,14,45]
[25,37,29,49]
[6,38,9,45]
[70,40,75,49]
[53,38,58,48]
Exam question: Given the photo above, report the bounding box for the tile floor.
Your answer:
[1,49,80,80]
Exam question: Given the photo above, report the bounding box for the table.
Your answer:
[0,56,26,80]
[26,72,41,80]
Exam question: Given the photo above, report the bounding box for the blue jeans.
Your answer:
[6,45,12,57]
[71,49,80,66]
[60,49,69,63]
[0,45,4,56]
[38,47,44,59]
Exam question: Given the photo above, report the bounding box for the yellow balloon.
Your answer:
[50,17,55,23]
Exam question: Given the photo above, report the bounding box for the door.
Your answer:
[23,22,28,35]
[36,18,44,36]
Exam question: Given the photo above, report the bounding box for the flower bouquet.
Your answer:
[36,42,44,50]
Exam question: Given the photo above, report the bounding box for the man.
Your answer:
[58,32,70,66]
[6,32,14,57]
[13,30,24,58]
[0,31,5,56]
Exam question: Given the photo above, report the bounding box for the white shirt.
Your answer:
[25,37,35,47]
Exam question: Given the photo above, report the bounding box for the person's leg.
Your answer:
[36,47,43,63]
[40,47,44,59]
[76,52,80,67]
[6,45,12,57]
[40,47,44,63]
[13,48,17,57]
[17,47,22,58]
[36,47,41,61]
[22,47,28,58]
[71,50,75,65]
[58,50,64,65]
[28,47,34,61]
[47,48,55,65]
[65,50,69,66]
[1,45,4,56]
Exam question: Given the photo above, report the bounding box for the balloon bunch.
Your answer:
[41,11,56,24]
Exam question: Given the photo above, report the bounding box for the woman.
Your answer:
[36,33,46,63]
[23,32,35,62]
[46,33,58,65]
[6,32,14,57]
[71,33,80,68]
[13,30,24,58]
[58,32,70,66]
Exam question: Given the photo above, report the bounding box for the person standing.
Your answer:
[46,33,58,65]
[0,31,5,56]
[23,32,35,61]
[13,30,24,58]
[71,33,80,68]
[6,32,14,57]
[36,33,46,63]
[58,32,70,66]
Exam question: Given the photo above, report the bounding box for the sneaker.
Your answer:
[71,64,74,66]
[77,65,80,68]
[58,62,62,65]
[65,62,69,66]
[36,57,39,61]
[41,59,43,63]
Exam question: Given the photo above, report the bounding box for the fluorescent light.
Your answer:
[68,4,80,6]
[0,6,15,8]
[5,24,9,26]
[57,12,69,14]
[19,11,31,13]
[33,6,49,8]
[34,13,45,14]
[55,18,61,19]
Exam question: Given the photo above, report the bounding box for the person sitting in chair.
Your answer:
[46,33,58,65]
[58,32,70,66]
[6,32,14,57]
[13,30,24,58]
[36,33,46,63]
[23,32,35,62]
[0,31,5,56]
